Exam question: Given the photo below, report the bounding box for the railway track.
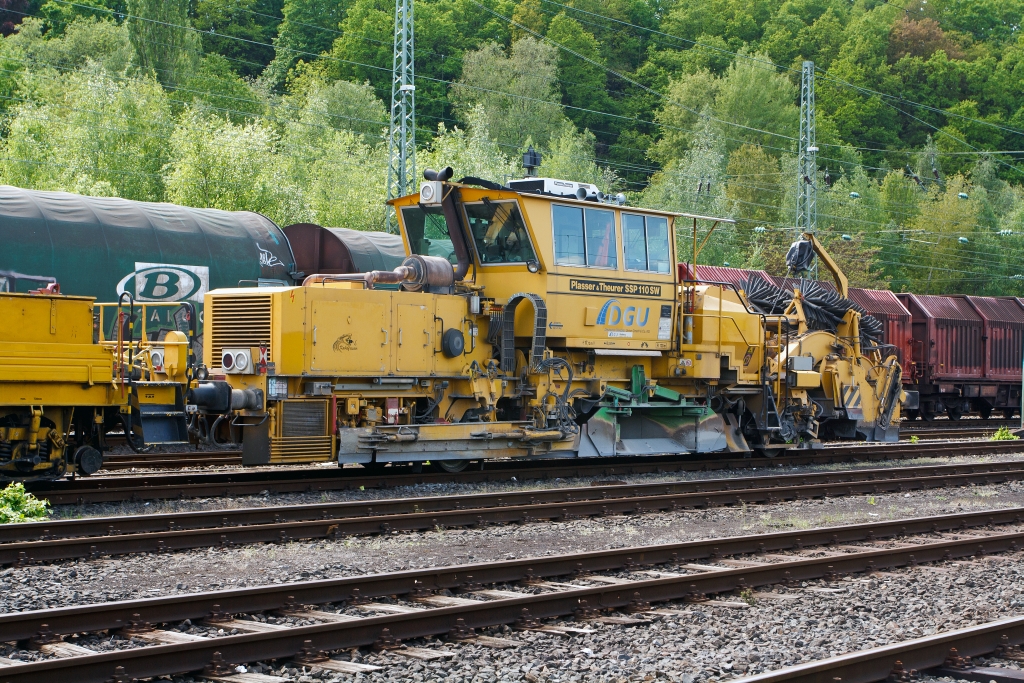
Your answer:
[9,460,1024,565]
[901,422,1020,440]
[746,617,1024,683]
[98,420,1022,469]
[0,507,1020,682]
[100,450,242,470]
[31,439,1024,505]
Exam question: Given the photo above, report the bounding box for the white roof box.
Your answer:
[507,177,601,200]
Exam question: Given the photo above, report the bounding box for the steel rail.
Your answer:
[29,440,1024,505]
[0,513,1022,682]
[99,423,1017,468]
[100,451,242,470]
[9,460,1024,545]
[0,506,1016,642]
[738,617,1024,683]
[8,464,1024,565]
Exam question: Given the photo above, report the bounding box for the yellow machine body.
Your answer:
[0,293,196,479]
[0,292,119,477]
[205,180,904,468]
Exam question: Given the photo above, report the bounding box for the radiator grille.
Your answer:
[209,295,272,370]
[281,400,328,437]
[270,436,334,462]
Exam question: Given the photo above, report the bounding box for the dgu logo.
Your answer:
[596,299,650,327]
[116,263,210,303]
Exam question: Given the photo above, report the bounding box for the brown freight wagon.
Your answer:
[848,287,912,366]
[896,293,1021,420]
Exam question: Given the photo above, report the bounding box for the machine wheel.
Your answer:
[433,460,470,473]
[754,448,783,459]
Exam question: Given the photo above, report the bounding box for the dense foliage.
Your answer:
[3,0,1024,293]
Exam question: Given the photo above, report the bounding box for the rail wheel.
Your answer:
[921,409,936,422]
[905,409,920,421]
[432,460,470,473]
[979,405,992,420]
[946,407,963,421]
[754,447,783,458]
[1004,409,1017,420]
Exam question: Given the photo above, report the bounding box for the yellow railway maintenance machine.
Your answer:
[0,289,195,480]
[202,168,904,470]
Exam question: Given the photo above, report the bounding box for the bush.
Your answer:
[0,483,50,523]
[991,426,1020,441]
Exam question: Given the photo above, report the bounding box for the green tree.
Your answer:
[305,130,388,230]
[538,121,619,189]
[545,14,617,136]
[420,105,518,184]
[38,0,125,36]
[7,16,134,73]
[725,143,782,224]
[193,0,284,78]
[180,54,266,121]
[451,38,566,151]
[712,54,798,153]
[0,65,171,200]
[263,0,345,87]
[649,69,719,165]
[164,108,308,223]
[125,0,200,87]
[286,64,387,143]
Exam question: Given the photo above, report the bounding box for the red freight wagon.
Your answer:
[678,264,771,291]
[964,297,1024,383]
[895,293,1014,420]
[848,288,912,367]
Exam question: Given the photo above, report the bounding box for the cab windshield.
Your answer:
[400,205,457,264]
[463,200,538,264]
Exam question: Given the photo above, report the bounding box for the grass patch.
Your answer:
[0,483,49,523]
[990,427,1019,441]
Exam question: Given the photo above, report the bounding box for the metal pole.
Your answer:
[796,61,817,240]
[385,0,416,233]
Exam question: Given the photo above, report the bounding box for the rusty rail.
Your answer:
[30,440,1024,505]
[0,508,1021,682]
[8,461,1024,565]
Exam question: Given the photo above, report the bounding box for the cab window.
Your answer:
[553,205,617,268]
[622,213,670,273]
[463,200,538,264]
[400,205,456,264]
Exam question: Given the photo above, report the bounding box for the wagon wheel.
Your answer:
[978,405,992,420]
[1004,409,1017,420]
[946,406,963,421]
[432,460,470,473]
[921,409,936,422]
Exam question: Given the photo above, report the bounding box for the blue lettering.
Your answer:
[608,305,622,326]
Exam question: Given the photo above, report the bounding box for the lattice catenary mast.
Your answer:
[796,60,817,240]
[386,0,416,233]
